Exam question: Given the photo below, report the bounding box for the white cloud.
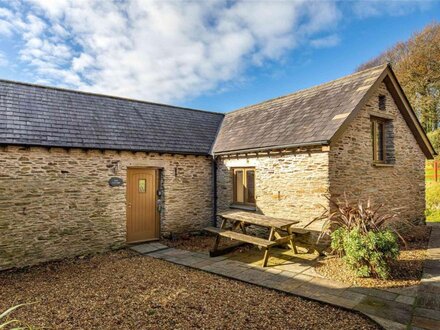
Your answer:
[0,0,346,103]
[0,0,432,103]
[0,7,16,36]
[72,53,94,72]
[310,34,340,48]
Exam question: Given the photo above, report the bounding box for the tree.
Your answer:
[357,23,440,134]
[428,129,440,156]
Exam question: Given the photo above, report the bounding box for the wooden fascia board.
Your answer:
[329,66,389,145]
[329,65,435,159]
[383,68,436,159]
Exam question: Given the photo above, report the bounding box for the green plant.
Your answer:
[316,195,407,245]
[331,227,399,279]
[0,304,33,330]
[427,129,440,155]
[309,196,408,279]
[426,182,440,222]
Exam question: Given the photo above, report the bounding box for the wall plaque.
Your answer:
[109,177,124,187]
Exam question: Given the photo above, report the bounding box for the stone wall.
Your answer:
[329,82,426,223]
[0,146,213,270]
[216,150,330,232]
[215,82,427,236]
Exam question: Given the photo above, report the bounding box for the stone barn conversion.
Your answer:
[0,85,223,269]
[0,64,435,270]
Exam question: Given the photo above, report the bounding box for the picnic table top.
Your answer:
[218,210,299,230]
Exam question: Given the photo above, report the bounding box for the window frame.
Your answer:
[232,167,256,206]
[371,117,387,164]
[378,95,386,111]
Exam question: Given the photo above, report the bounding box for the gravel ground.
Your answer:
[0,250,379,330]
[315,226,431,288]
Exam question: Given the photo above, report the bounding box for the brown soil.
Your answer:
[315,226,431,288]
[0,250,379,329]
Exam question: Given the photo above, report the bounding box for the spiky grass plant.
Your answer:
[316,195,407,245]
[0,304,33,330]
[312,195,413,279]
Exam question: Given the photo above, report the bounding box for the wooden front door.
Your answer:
[126,168,159,243]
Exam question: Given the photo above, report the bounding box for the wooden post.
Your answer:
[435,160,438,182]
[212,218,226,253]
[262,227,275,267]
[287,226,298,254]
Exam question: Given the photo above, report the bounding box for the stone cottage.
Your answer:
[0,64,435,270]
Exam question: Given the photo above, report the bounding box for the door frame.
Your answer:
[126,167,161,243]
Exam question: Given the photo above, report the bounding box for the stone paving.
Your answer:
[130,223,440,330]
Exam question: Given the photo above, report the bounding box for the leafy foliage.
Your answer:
[317,196,407,245]
[427,129,440,155]
[426,182,440,222]
[331,228,399,279]
[357,23,440,133]
[312,196,408,279]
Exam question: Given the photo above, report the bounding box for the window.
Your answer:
[138,179,146,193]
[378,95,386,111]
[233,168,256,205]
[371,118,386,163]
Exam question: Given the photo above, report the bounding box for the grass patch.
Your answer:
[426,182,440,222]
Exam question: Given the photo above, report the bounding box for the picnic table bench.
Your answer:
[204,210,307,267]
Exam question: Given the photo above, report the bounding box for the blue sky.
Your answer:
[0,1,438,113]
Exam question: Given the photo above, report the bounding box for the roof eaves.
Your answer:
[0,142,212,157]
[213,140,330,156]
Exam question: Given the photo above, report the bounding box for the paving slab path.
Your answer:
[130,223,440,330]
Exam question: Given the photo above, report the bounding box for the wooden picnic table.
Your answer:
[205,210,303,267]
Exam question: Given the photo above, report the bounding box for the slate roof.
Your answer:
[0,65,434,158]
[213,65,388,154]
[0,80,224,155]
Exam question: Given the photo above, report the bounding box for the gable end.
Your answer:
[330,65,435,159]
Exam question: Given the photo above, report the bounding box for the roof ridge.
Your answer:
[226,64,387,116]
[0,78,224,117]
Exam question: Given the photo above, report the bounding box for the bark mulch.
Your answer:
[0,250,379,330]
[315,226,431,288]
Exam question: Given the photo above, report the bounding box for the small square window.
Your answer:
[378,95,386,111]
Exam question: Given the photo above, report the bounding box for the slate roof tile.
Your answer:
[213,65,386,153]
[0,81,224,155]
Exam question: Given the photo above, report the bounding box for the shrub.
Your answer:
[312,196,407,279]
[317,195,406,245]
[331,227,399,279]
